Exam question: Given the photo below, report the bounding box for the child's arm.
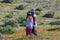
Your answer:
[30,18,33,23]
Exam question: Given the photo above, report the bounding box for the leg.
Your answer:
[32,27,37,35]
[29,28,32,35]
[26,28,29,36]
[32,27,35,34]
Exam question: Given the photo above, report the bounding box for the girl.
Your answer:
[26,12,33,36]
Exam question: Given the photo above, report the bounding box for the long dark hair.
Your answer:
[26,11,32,19]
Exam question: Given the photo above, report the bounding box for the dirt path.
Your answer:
[5,28,60,40]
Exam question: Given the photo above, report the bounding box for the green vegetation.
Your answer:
[36,8,42,11]
[15,5,24,10]
[0,26,17,34]
[17,16,26,26]
[0,0,60,35]
[2,0,13,3]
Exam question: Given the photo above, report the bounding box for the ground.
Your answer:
[5,27,60,40]
[0,0,60,40]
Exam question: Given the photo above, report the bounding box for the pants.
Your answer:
[26,28,32,36]
[32,27,37,35]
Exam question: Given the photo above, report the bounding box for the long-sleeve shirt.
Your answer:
[26,17,33,28]
[33,14,37,27]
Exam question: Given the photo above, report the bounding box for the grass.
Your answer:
[5,26,60,40]
[0,0,60,40]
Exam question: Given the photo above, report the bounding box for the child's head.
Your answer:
[27,11,32,18]
[30,8,36,16]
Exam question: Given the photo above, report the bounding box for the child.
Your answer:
[30,8,37,35]
[26,12,33,36]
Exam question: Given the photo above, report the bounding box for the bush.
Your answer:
[5,14,13,18]
[0,33,3,40]
[35,8,42,15]
[50,21,60,25]
[35,11,40,15]
[6,26,17,34]
[47,27,60,31]
[2,0,13,3]
[36,8,42,11]
[17,16,26,26]
[15,5,24,10]
[4,19,19,27]
[43,11,55,18]
[0,26,17,34]
[47,28,58,31]
[24,1,32,3]
[54,17,60,19]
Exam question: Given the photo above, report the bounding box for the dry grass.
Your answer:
[5,27,60,40]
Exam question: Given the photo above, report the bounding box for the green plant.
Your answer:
[16,5,24,10]
[47,28,57,31]
[17,16,26,26]
[25,1,32,3]
[4,19,19,27]
[6,26,17,34]
[5,14,13,18]
[54,17,60,19]
[36,8,42,11]
[0,26,17,34]
[2,0,13,3]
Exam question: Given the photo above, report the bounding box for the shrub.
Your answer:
[50,21,60,25]
[17,16,26,26]
[43,11,55,18]
[0,26,17,34]
[47,27,60,31]
[35,11,40,15]
[0,33,2,38]
[4,19,19,27]
[24,1,32,3]
[47,28,58,31]
[54,17,60,19]
[36,8,42,11]
[2,0,13,3]
[5,14,13,18]
[35,8,42,15]
[15,5,24,10]
[6,26,17,34]
[0,33,3,40]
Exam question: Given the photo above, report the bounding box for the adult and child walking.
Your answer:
[26,8,37,36]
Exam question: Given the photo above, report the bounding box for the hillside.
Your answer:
[0,0,60,25]
[0,0,60,40]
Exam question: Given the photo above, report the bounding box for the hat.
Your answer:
[30,8,36,13]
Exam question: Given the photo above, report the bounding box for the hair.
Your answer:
[26,11,32,18]
[31,12,35,17]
